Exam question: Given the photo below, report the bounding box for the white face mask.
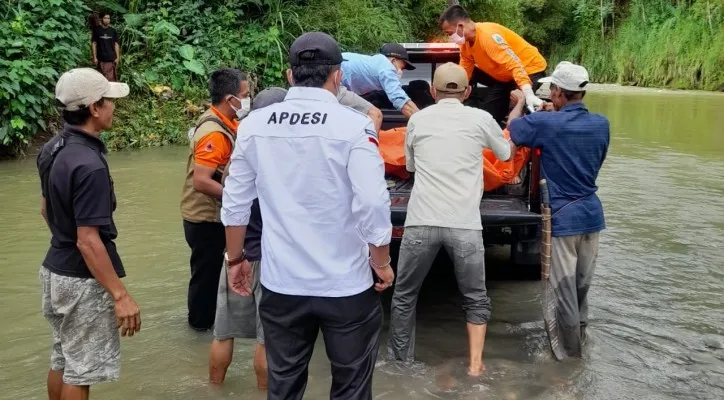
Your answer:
[449,25,465,45]
[396,69,404,79]
[230,95,251,120]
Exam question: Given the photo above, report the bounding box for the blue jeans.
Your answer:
[387,226,490,362]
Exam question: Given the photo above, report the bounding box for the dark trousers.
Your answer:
[182,220,226,330]
[259,285,382,400]
[469,68,546,126]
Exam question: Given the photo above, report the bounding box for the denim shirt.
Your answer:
[509,102,610,236]
[341,52,410,111]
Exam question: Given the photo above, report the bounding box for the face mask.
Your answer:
[449,25,465,45]
[396,69,404,79]
[230,95,250,120]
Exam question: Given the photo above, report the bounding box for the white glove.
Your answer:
[521,84,543,113]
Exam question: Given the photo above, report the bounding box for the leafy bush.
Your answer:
[0,0,88,152]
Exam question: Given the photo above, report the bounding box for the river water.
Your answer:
[1,89,723,399]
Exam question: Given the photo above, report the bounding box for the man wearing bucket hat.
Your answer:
[508,61,610,358]
[209,86,289,390]
[221,32,393,399]
[388,62,514,376]
[37,68,140,399]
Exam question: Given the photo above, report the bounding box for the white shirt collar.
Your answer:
[285,86,338,103]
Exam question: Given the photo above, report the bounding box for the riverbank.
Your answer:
[12,82,723,160]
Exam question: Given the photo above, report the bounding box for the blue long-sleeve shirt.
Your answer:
[341,52,410,111]
[509,103,610,237]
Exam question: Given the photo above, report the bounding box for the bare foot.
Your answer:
[467,362,486,377]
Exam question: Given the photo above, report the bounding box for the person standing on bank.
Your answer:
[221,32,394,400]
[208,86,288,390]
[438,4,547,125]
[340,43,421,119]
[180,68,251,331]
[387,62,514,376]
[37,68,140,400]
[507,61,610,358]
[91,13,120,82]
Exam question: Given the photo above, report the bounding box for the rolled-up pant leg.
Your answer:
[388,226,440,362]
[551,234,584,357]
[441,228,491,325]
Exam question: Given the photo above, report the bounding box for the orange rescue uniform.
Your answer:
[459,22,547,88]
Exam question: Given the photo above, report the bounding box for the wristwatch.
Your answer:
[224,250,246,267]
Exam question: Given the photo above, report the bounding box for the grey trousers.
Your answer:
[550,232,599,357]
[388,226,491,362]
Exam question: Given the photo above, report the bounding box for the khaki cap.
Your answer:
[55,68,129,111]
[433,62,468,93]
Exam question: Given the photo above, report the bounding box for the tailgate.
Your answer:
[390,192,541,227]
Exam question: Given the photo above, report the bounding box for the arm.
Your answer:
[367,106,383,132]
[192,132,230,199]
[73,168,140,336]
[114,42,120,64]
[221,135,257,295]
[481,33,531,89]
[192,164,223,199]
[378,68,416,116]
[41,196,48,226]
[405,118,416,173]
[508,113,542,148]
[459,47,475,80]
[507,89,527,126]
[348,121,394,289]
[481,113,513,162]
[92,41,98,64]
[400,100,420,119]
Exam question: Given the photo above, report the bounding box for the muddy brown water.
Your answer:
[1,88,723,399]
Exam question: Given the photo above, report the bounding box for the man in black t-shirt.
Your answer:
[92,13,119,81]
[38,68,139,399]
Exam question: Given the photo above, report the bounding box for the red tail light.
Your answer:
[392,227,405,239]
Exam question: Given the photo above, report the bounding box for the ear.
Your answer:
[286,68,294,86]
[462,86,472,101]
[89,101,102,118]
[430,86,437,101]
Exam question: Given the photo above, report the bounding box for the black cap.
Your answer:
[380,43,416,70]
[289,32,345,66]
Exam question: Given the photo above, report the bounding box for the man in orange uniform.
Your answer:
[439,4,547,125]
[180,68,250,331]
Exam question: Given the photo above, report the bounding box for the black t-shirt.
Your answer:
[37,125,125,278]
[244,199,263,262]
[93,26,118,62]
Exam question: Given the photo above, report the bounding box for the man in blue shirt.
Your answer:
[341,43,420,119]
[508,61,610,358]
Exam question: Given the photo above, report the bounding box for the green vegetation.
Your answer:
[550,0,724,91]
[0,0,721,156]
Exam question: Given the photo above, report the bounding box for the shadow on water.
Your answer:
[0,89,723,399]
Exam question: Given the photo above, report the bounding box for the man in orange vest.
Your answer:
[180,68,250,331]
[438,4,548,125]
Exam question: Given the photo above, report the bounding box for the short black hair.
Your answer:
[61,99,105,125]
[209,68,247,105]
[291,64,339,88]
[438,5,470,27]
